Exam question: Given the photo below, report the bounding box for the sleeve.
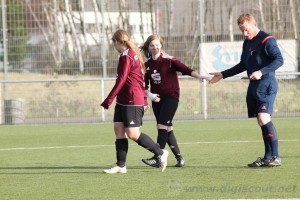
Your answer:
[221,40,247,79]
[103,56,131,106]
[144,73,149,106]
[170,57,193,76]
[144,72,150,90]
[221,62,246,79]
[260,38,284,75]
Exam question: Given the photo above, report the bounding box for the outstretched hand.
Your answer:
[208,72,223,84]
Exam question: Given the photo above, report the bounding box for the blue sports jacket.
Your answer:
[221,31,283,79]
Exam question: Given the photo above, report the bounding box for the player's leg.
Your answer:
[142,96,182,167]
[104,105,128,174]
[126,127,169,172]
[248,78,280,167]
[141,99,163,168]
[123,105,168,172]
[151,98,169,149]
[259,118,272,161]
[257,113,280,166]
[167,127,185,167]
[246,84,270,167]
[157,97,179,151]
[257,91,280,167]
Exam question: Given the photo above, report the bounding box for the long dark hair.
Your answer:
[140,34,165,58]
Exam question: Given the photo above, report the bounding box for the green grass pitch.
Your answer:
[0,118,299,199]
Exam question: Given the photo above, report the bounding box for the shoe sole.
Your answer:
[267,164,281,167]
[247,163,269,167]
[104,171,127,174]
[103,169,127,174]
[159,150,169,172]
[159,164,167,172]
[248,164,280,168]
[141,159,160,168]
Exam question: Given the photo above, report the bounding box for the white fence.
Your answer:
[0,73,299,125]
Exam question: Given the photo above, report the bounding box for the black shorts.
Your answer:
[113,104,144,128]
[152,96,179,126]
[246,77,278,118]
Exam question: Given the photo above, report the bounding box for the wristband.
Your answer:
[147,92,157,101]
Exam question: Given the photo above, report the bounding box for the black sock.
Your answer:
[167,130,182,159]
[115,139,128,167]
[157,129,168,149]
[136,133,163,155]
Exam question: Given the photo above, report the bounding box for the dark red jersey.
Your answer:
[144,53,194,100]
[104,48,147,107]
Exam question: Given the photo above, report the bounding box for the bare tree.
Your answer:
[118,0,129,31]
[104,2,113,34]
[203,0,209,38]
[220,0,224,36]
[258,0,266,30]
[190,0,200,51]
[25,0,60,66]
[92,0,102,44]
[149,0,155,33]
[289,0,298,39]
[77,0,88,55]
[166,0,174,37]
[274,0,282,37]
[138,0,144,42]
[63,0,84,72]
[228,7,233,42]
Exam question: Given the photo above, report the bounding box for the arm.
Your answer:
[170,58,193,76]
[190,71,210,81]
[260,38,284,75]
[170,58,210,81]
[101,56,131,109]
[171,57,209,81]
[209,63,246,84]
[249,38,283,81]
[209,62,247,83]
[209,40,248,83]
[145,89,160,102]
[221,39,248,79]
[221,63,246,79]
[144,72,160,102]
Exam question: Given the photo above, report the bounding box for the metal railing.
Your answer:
[1,73,299,125]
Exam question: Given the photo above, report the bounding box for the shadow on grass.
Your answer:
[0,166,104,174]
[0,164,280,175]
[0,165,187,174]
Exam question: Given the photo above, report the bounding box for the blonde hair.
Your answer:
[112,29,146,73]
[237,13,257,26]
[140,34,165,58]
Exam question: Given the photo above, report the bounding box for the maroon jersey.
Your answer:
[145,53,193,100]
[103,48,147,107]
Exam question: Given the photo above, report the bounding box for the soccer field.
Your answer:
[0,118,299,200]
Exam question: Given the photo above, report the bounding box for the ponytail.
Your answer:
[112,29,146,73]
[125,40,146,74]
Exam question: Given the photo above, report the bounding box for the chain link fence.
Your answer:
[0,0,299,124]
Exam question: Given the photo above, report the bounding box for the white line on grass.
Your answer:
[180,139,300,145]
[0,139,299,151]
[0,145,112,151]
